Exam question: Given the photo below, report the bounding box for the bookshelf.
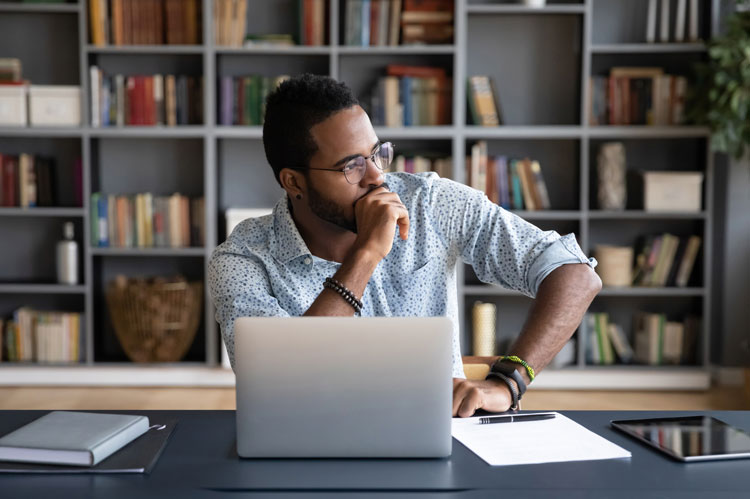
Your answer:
[0,0,720,389]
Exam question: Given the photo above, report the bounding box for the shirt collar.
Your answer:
[269,194,313,264]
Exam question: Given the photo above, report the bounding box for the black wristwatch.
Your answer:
[487,360,527,400]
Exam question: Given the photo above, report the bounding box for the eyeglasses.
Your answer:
[288,142,395,185]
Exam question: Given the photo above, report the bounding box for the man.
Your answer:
[208,74,601,418]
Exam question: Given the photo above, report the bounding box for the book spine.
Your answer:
[89,416,150,466]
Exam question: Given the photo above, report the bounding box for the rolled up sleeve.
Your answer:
[527,233,597,296]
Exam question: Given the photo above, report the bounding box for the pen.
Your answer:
[479,413,556,425]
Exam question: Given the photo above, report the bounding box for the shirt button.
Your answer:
[304,257,312,265]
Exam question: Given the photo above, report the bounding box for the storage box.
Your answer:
[0,84,28,126]
[643,171,704,212]
[28,85,81,126]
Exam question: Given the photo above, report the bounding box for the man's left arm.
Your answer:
[426,177,602,417]
[453,262,601,417]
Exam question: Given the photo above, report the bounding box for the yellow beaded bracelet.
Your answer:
[499,355,535,382]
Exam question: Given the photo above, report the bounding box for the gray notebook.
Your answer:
[0,411,150,466]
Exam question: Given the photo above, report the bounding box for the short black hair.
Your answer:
[263,74,359,185]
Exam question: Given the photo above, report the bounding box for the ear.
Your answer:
[279,168,306,199]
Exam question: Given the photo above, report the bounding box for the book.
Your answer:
[595,313,615,365]
[659,0,670,42]
[674,0,687,42]
[646,0,657,43]
[662,321,684,365]
[675,235,701,287]
[688,0,699,41]
[529,160,551,210]
[0,418,177,474]
[0,411,149,467]
[607,323,633,364]
[467,76,501,126]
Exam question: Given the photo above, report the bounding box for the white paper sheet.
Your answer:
[451,412,631,466]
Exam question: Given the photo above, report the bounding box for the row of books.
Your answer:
[467,76,503,126]
[90,67,204,127]
[1,309,84,364]
[91,193,205,248]
[368,65,451,127]
[89,0,201,46]
[467,142,551,211]
[218,75,288,126]
[632,234,701,288]
[645,0,701,43]
[589,68,687,126]
[0,154,69,208]
[586,312,699,366]
[389,154,451,179]
[345,0,453,46]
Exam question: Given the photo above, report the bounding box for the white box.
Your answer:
[643,171,704,212]
[28,85,81,126]
[0,84,28,126]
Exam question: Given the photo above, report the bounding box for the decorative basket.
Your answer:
[105,275,203,362]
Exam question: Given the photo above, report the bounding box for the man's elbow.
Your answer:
[582,264,602,300]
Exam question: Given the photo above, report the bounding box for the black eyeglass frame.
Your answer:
[285,142,395,185]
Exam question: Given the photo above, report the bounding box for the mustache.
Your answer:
[352,182,390,234]
[357,182,390,202]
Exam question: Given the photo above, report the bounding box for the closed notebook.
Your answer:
[0,411,150,467]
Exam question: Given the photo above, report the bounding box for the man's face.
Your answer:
[304,105,386,233]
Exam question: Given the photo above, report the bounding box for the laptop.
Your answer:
[233,316,453,458]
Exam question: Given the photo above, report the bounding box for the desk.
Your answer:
[1,410,749,498]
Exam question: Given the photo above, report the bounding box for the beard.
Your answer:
[306,182,358,233]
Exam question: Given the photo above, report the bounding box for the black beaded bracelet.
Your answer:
[486,372,519,411]
[323,277,363,314]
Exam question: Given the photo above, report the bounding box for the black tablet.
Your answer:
[611,415,750,462]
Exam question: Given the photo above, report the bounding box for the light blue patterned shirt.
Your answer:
[208,172,596,377]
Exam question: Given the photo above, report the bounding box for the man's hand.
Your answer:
[352,186,410,261]
[452,378,513,418]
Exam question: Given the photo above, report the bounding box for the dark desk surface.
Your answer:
[1,410,749,499]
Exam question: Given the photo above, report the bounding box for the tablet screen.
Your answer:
[611,416,750,462]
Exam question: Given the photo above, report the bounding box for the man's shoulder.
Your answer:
[210,214,275,263]
[385,171,459,201]
[385,172,474,208]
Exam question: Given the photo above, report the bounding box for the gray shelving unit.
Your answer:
[0,0,717,389]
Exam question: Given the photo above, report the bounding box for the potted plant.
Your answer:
[688,1,750,159]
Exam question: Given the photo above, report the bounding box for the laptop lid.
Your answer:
[234,316,453,458]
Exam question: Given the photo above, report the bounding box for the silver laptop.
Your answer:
[234,316,453,458]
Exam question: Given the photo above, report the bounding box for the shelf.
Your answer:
[90,247,205,257]
[0,207,85,217]
[587,126,711,138]
[590,43,707,54]
[588,210,707,220]
[464,286,705,299]
[86,45,205,54]
[215,126,460,140]
[598,287,706,297]
[374,126,457,139]
[467,5,585,15]
[338,45,456,55]
[463,285,526,297]
[0,365,235,387]
[216,45,331,55]
[87,126,207,138]
[464,126,584,139]
[215,126,263,139]
[511,210,582,220]
[0,2,79,13]
[0,365,710,389]
[0,127,83,138]
[0,283,86,294]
